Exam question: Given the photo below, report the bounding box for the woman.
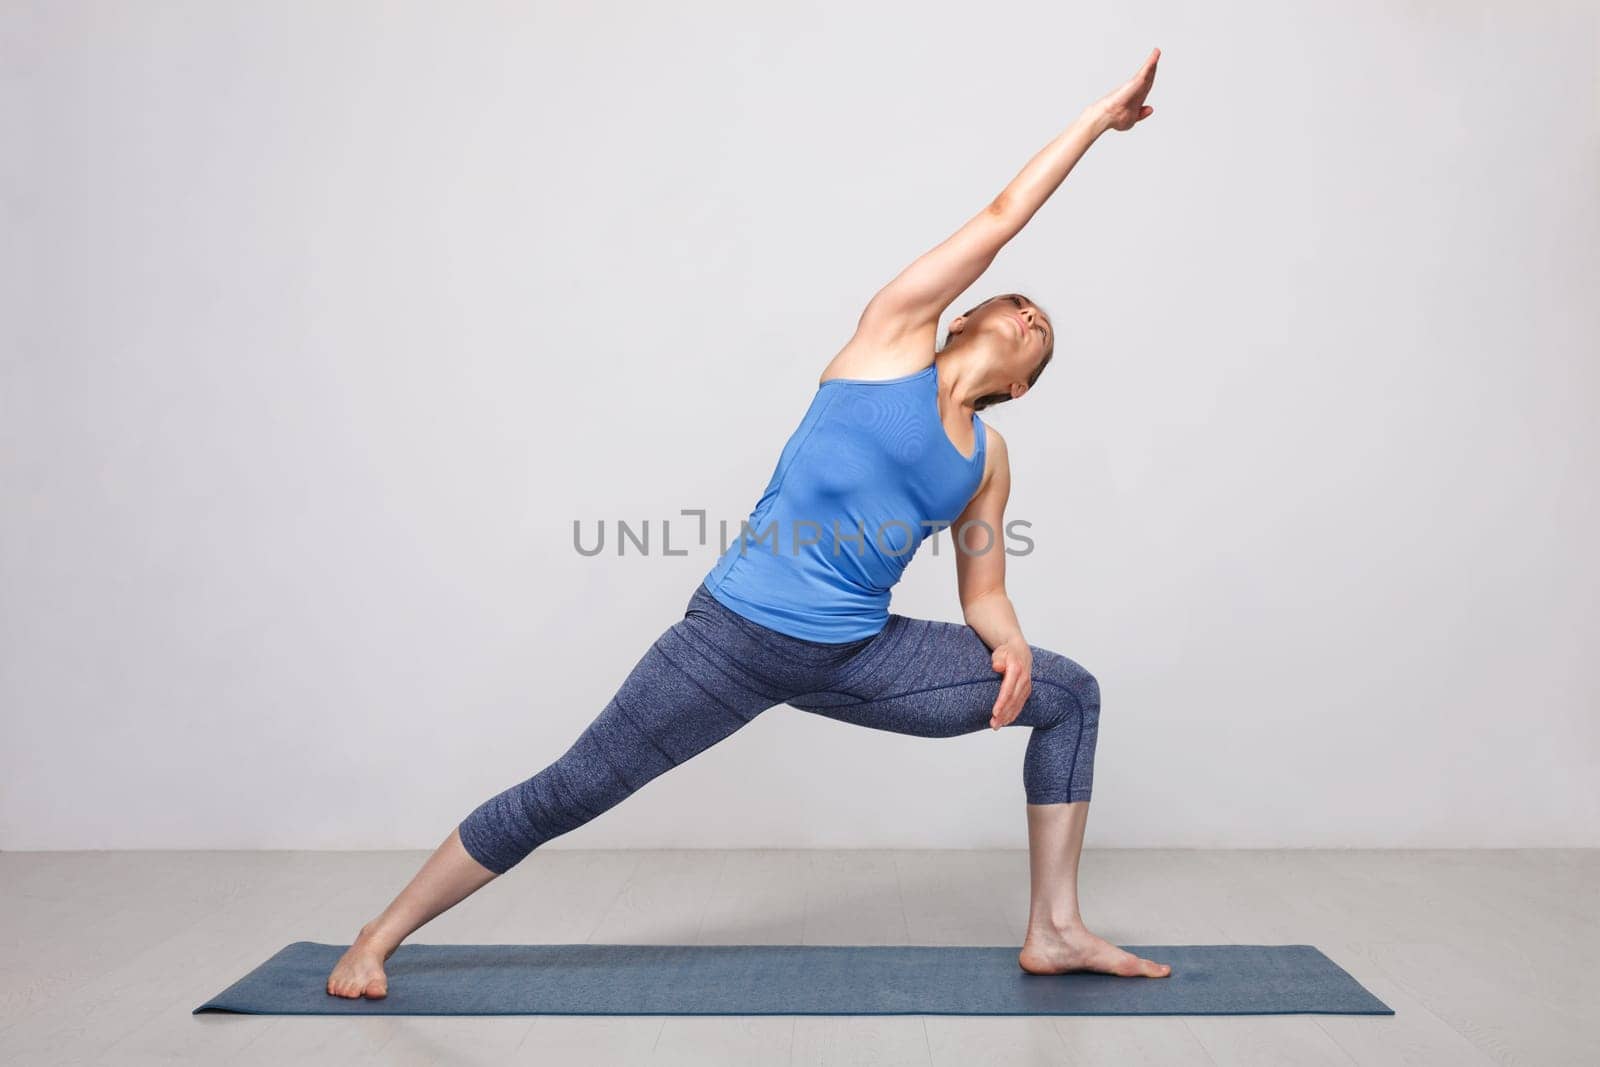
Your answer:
[328,47,1167,999]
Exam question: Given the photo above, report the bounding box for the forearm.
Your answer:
[986,106,1114,232]
[962,588,1027,652]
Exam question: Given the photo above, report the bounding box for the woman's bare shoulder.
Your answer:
[978,422,1009,490]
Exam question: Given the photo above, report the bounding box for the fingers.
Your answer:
[989,658,1011,729]
[1136,47,1160,88]
[989,652,1032,729]
[992,668,1017,726]
[990,651,1015,729]
[1002,674,1032,727]
[996,667,1022,726]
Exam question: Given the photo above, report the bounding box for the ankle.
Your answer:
[1026,914,1088,938]
[354,921,401,955]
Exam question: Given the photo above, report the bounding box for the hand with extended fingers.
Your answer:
[1093,47,1161,132]
[989,639,1034,730]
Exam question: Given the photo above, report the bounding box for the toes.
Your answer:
[326,972,388,998]
[1106,948,1168,978]
[1112,954,1146,977]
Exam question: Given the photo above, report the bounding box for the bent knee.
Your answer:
[1030,648,1101,726]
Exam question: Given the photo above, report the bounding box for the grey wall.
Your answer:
[4,0,1596,850]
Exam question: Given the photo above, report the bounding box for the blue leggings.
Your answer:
[459,582,1101,875]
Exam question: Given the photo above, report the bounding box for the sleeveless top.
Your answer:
[701,362,987,642]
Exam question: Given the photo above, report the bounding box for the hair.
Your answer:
[938,293,1055,411]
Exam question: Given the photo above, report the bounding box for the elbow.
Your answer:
[981,195,1024,240]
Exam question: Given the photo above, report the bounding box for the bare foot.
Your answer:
[326,924,397,999]
[1018,923,1172,978]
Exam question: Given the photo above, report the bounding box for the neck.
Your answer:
[936,343,1005,410]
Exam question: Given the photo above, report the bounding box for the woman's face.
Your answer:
[959,293,1052,387]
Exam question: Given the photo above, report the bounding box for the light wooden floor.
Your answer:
[0,849,1593,1065]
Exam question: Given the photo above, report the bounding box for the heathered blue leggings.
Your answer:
[458,582,1101,875]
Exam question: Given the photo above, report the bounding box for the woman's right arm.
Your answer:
[854,48,1161,344]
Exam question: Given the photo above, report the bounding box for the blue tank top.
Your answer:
[702,362,987,642]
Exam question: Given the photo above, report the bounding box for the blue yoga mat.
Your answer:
[195,943,1392,1016]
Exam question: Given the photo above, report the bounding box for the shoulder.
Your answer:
[982,422,1009,467]
[981,421,1007,455]
[977,421,1010,492]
